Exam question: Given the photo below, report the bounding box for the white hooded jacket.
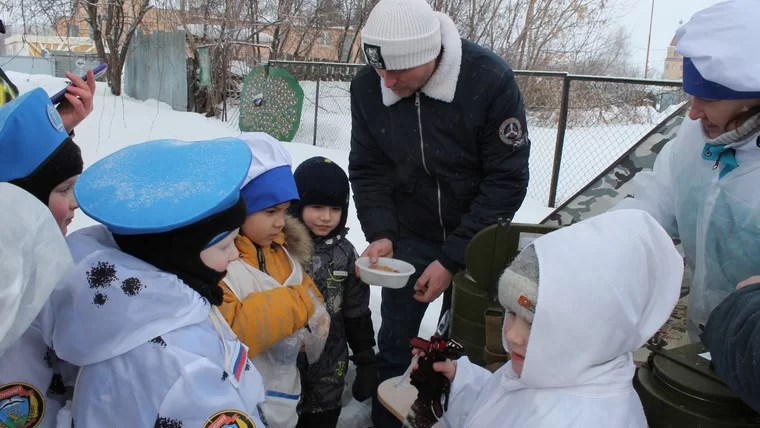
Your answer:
[0,183,74,428]
[441,209,683,428]
[616,119,760,341]
[40,225,267,427]
[613,0,760,341]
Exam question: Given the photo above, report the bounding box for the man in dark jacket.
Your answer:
[702,278,760,413]
[347,0,530,425]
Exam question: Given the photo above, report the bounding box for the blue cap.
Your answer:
[241,165,300,214]
[75,138,253,235]
[683,57,760,100]
[0,88,70,182]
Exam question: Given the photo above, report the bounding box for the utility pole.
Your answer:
[644,0,655,78]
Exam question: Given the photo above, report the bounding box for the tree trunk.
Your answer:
[108,62,122,96]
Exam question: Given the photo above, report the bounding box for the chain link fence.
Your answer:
[264,60,686,207]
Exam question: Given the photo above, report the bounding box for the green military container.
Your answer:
[634,343,760,427]
[451,272,491,325]
[450,220,561,367]
[450,272,488,366]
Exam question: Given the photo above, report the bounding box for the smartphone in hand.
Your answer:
[50,63,108,105]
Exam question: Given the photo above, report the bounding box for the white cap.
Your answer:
[237,132,299,214]
[676,0,760,97]
[361,0,442,70]
[238,132,293,188]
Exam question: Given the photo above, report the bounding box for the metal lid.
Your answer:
[651,343,753,413]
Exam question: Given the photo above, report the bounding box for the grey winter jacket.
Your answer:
[298,229,375,413]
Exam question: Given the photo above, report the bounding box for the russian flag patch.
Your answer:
[233,342,248,382]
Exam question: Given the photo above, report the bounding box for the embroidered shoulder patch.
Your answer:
[203,410,257,428]
[499,117,527,147]
[0,382,45,427]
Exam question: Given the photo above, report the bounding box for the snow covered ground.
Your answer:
[10,71,556,427]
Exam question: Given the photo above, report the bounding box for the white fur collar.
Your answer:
[380,12,462,107]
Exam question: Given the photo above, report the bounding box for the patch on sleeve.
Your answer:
[233,342,248,382]
[498,117,527,148]
[203,410,257,428]
[363,44,386,70]
[0,382,45,427]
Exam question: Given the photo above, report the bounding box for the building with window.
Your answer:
[663,24,684,81]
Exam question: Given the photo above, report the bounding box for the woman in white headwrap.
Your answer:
[614,0,760,342]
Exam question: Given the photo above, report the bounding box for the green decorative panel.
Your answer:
[239,66,304,142]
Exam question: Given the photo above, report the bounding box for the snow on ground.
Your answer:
[9,71,553,427]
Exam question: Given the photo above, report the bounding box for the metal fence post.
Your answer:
[313,78,320,146]
[547,75,572,208]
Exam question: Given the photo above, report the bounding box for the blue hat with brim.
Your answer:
[236,132,299,215]
[75,138,253,235]
[0,88,70,182]
[241,165,300,214]
[683,57,760,100]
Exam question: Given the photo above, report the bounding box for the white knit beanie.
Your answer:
[360,0,442,70]
[498,245,539,324]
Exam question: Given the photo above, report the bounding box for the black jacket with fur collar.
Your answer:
[348,15,530,272]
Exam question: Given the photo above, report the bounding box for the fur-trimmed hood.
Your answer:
[380,12,463,106]
[279,215,313,264]
[234,215,313,272]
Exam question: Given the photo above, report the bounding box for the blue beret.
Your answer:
[0,88,69,182]
[75,138,253,235]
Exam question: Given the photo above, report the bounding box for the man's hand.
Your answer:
[737,276,760,291]
[356,238,394,276]
[414,261,452,303]
[360,238,394,262]
[57,69,96,132]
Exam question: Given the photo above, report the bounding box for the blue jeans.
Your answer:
[371,238,453,427]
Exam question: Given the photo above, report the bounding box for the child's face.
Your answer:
[48,176,79,235]
[504,312,531,376]
[241,201,291,247]
[301,205,342,237]
[200,230,240,272]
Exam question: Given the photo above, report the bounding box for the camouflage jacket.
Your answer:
[299,228,375,411]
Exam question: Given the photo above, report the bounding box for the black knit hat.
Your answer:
[290,156,350,238]
[10,138,83,204]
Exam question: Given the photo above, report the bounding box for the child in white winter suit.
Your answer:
[0,183,73,355]
[421,209,683,427]
[0,88,84,428]
[41,137,267,426]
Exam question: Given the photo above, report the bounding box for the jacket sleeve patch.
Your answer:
[202,410,257,428]
[498,117,527,148]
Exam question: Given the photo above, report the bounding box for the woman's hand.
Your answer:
[737,275,760,291]
[411,348,457,383]
[57,69,96,132]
